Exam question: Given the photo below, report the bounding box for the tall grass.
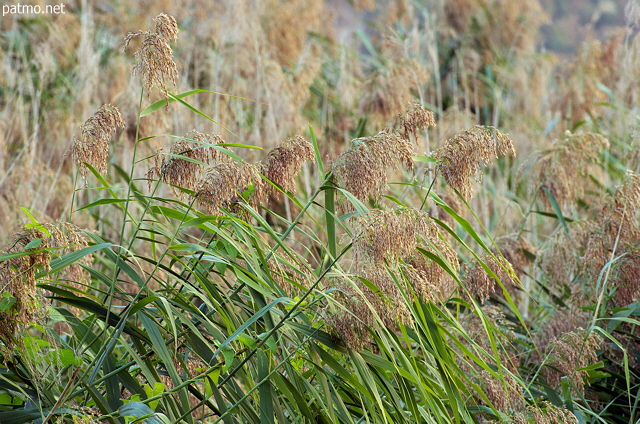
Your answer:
[1,3,639,424]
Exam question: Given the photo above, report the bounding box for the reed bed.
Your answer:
[0,2,638,423]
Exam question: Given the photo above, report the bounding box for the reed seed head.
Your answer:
[0,222,89,347]
[602,171,640,243]
[521,131,609,209]
[512,402,577,424]
[332,129,413,210]
[535,308,590,352]
[479,370,524,414]
[537,221,596,296]
[330,208,458,349]
[543,328,602,396]
[433,125,515,199]
[611,251,640,307]
[464,236,534,302]
[70,104,125,178]
[392,102,436,141]
[124,13,179,97]
[147,131,224,194]
[261,135,315,199]
[194,161,263,215]
[324,278,376,350]
[153,13,179,43]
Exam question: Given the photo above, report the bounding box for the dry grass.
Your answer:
[432,125,515,199]
[70,104,126,179]
[124,13,179,97]
[147,130,225,194]
[0,222,89,346]
[1,2,638,421]
[543,328,603,396]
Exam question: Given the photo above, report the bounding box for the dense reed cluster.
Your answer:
[2,2,639,423]
[0,222,88,346]
[328,207,458,349]
[331,103,435,209]
[146,131,224,194]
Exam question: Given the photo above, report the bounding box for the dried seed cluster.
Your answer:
[260,135,315,198]
[543,328,602,396]
[191,135,314,214]
[464,236,535,302]
[512,402,578,424]
[195,161,263,215]
[124,13,179,96]
[70,104,125,178]
[433,125,515,199]
[147,130,224,194]
[522,131,610,208]
[328,208,458,349]
[456,306,524,413]
[0,222,89,346]
[331,130,412,208]
[332,103,435,211]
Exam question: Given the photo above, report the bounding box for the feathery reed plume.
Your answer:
[521,131,609,209]
[124,13,179,97]
[261,135,315,199]
[392,102,436,141]
[543,328,602,396]
[351,208,458,303]
[479,369,524,414]
[512,402,577,424]
[457,306,523,412]
[328,208,458,349]
[464,255,515,303]
[463,236,534,302]
[611,252,640,307]
[194,161,264,215]
[331,129,413,210]
[0,222,89,347]
[536,221,596,299]
[147,131,224,194]
[325,277,376,350]
[352,208,430,263]
[494,236,536,277]
[432,125,515,199]
[535,308,591,352]
[583,172,640,306]
[258,102,432,212]
[327,267,413,351]
[70,104,125,179]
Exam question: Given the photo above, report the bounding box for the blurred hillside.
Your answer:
[539,0,624,54]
